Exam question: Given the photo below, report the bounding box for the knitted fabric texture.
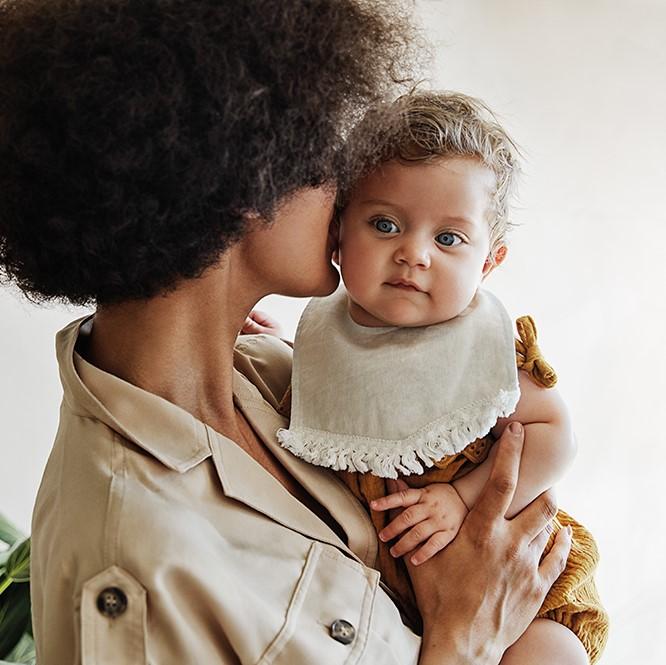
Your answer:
[515,315,557,388]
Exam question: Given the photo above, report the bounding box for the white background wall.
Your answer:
[1,1,664,662]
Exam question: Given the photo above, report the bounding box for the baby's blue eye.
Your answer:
[436,232,462,247]
[374,217,399,234]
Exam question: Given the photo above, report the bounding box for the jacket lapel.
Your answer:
[207,421,352,553]
[220,370,378,567]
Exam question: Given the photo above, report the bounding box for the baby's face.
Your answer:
[338,156,499,327]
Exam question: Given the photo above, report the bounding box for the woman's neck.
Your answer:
[82,255,258,433]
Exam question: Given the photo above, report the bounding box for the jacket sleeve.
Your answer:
[234,333,293,411]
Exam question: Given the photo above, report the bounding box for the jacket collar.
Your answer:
[58,316,210,473]
[56,316,377,566]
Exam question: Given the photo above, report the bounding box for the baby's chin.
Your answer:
[353,299,458,328]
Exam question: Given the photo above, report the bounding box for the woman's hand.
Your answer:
[241,309,283,338]
[406,423,572,665]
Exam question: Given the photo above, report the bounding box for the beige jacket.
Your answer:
[30,317,421,665]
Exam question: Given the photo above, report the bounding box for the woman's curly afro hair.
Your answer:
[0,0,421,305]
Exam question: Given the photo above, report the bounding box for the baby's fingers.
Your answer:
[378,504,429,543]
[389,519,440,558]
[241,316,261,333]
[370,487,422,513]
[241,309,283,337]
[409,530,456,565]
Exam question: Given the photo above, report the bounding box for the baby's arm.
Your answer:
[370,372,575,565]
[453,370,576,518]
[371,373,575,564]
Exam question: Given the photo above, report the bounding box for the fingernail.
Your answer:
[566,525,573,537]
[545,523,553,534]
[509,422,523,435]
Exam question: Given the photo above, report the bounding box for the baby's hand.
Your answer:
[370,481,469,565]
[241,309,283,338]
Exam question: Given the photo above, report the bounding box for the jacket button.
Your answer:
[96,587,128,618]
[330,619,356,645]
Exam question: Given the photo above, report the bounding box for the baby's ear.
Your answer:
[482,244,508,277]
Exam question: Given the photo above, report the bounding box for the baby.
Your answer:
[261,92,607,663]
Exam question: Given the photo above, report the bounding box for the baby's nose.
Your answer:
[394,239,431,268]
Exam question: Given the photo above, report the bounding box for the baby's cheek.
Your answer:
[341,265,368,303]
[436,273,482,318]
[341,255,378,297]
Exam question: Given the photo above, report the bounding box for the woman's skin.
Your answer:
[394,445,578,665]
[84,185,572,665]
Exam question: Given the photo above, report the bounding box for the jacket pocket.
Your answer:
[257,542,379,665]
[80,566,147,665]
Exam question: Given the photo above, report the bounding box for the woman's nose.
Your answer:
[393,239,431,269]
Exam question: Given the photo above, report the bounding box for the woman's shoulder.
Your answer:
[233,333,293,410]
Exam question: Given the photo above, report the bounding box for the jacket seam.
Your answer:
[102,430,127,568]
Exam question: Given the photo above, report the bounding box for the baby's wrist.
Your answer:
[451,480,471,513]
[450,483,471,514]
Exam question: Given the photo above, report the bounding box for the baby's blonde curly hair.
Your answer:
[343,90,521,260]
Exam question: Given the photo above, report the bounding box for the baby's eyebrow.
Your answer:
[358,198,403,211]
[439,216,476,229]
[356,201,478,231]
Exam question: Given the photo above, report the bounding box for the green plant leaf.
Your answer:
[0,540,31,596]
[0,517,25,549]
[2,632,35,665]
[0,583,31,658]
[4,540,30,585]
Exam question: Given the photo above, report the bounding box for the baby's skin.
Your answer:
[335,155,586,665]
[336,156,577,564]
[243,154,588,664]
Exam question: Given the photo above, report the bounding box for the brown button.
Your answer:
[96,587,128,618]
[330,619,356,645]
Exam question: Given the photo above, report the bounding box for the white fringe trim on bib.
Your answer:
[277,387,519,479]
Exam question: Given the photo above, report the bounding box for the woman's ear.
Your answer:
[482,244,507,278]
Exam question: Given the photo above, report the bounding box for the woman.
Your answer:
[0,1,571,663]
